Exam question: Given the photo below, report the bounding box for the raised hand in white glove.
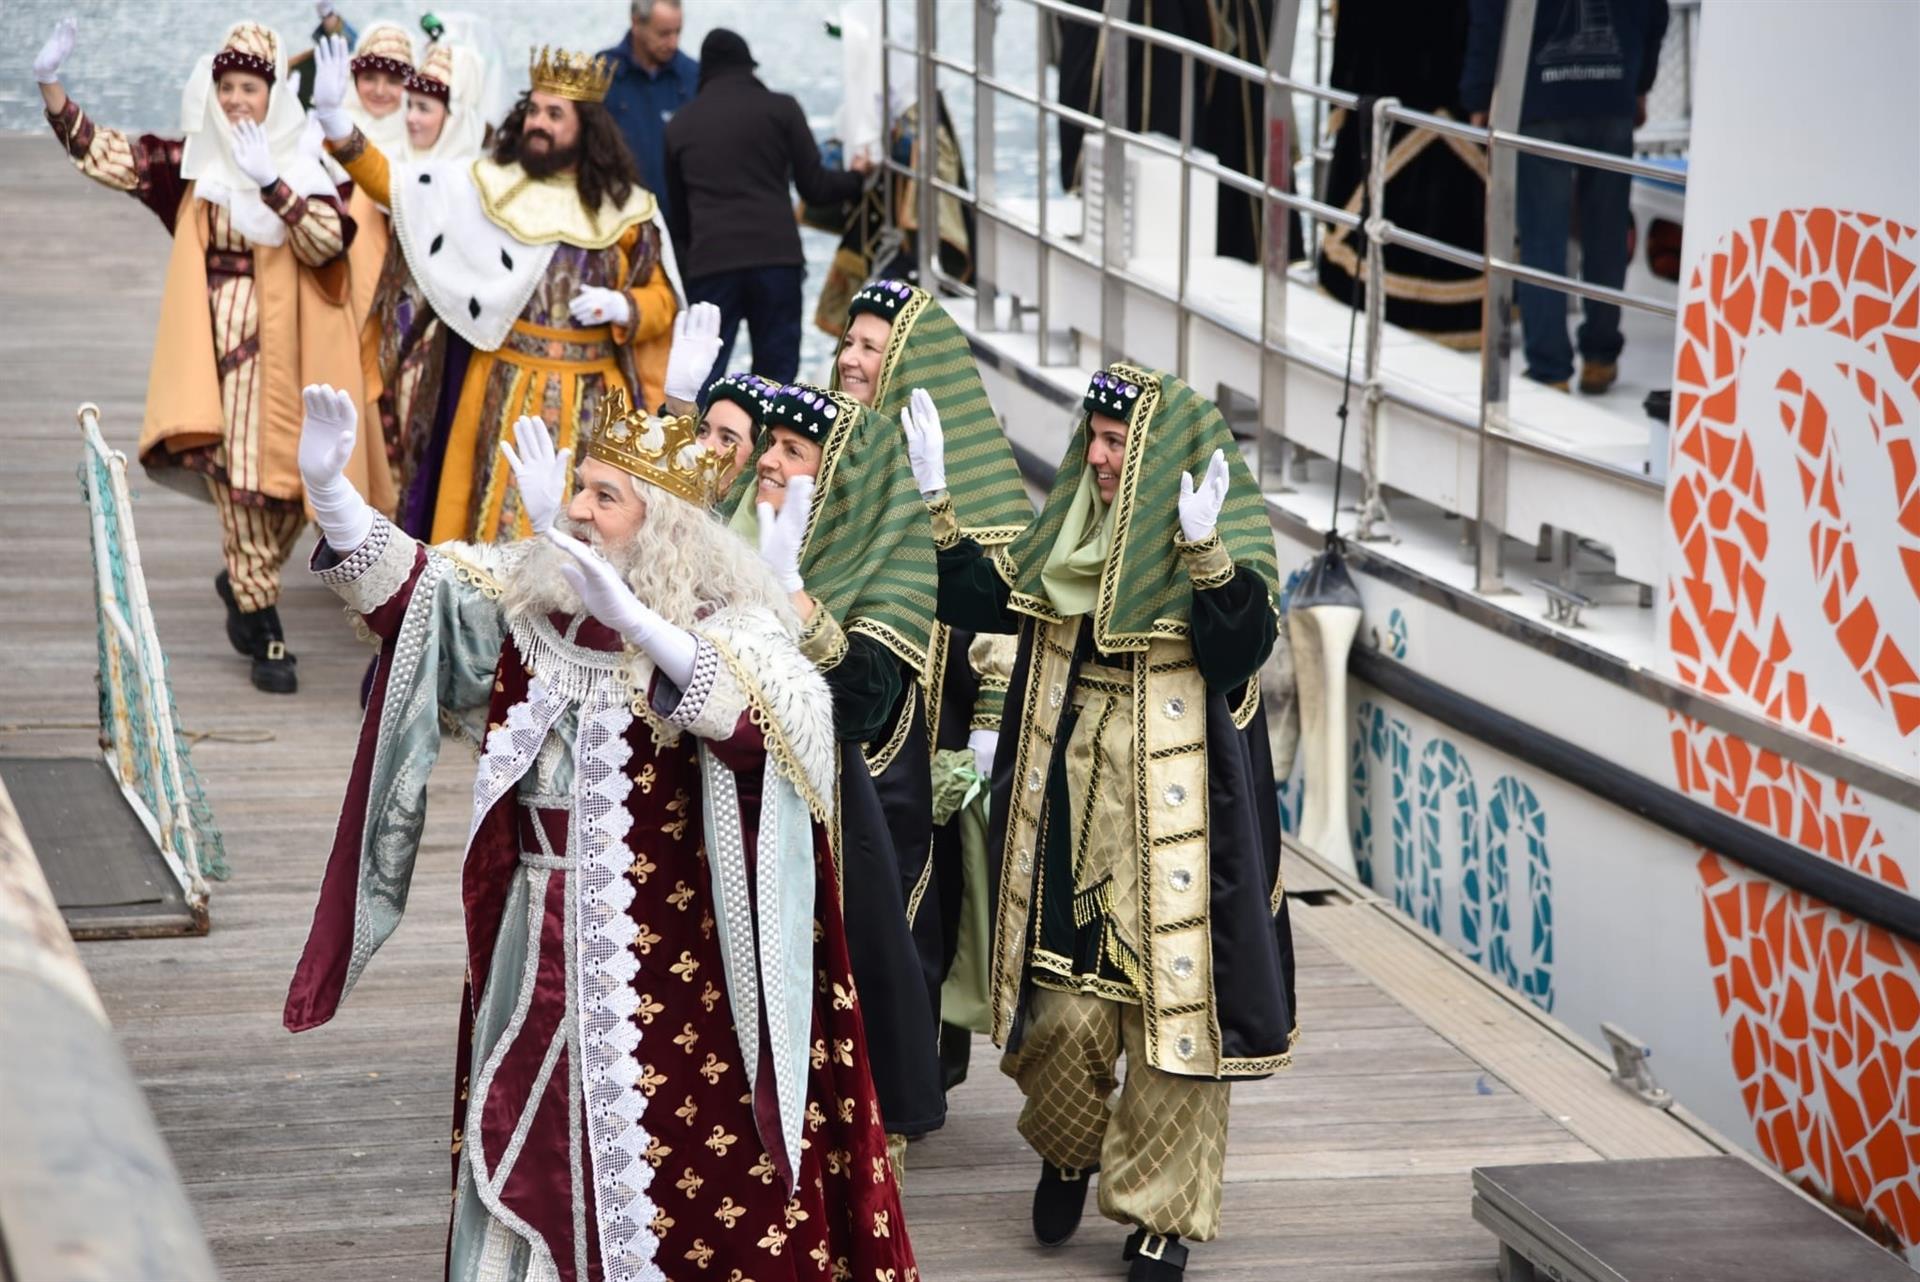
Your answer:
[569,285,633,328]
[298,384,375,551]
[756,474,814,595]
[498,416,571,536]
[545,529,699,690]
[1177,447,1230,543]
[34,17,77,85]
[899,387,947,496]
[230,118,279,188]
[310,35,353,141]
[663,302,724,403]
[967,728,999,781]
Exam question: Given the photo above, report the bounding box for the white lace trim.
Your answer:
[572,681,661,1282]
[468,680,572,850]
[509,613,628,707]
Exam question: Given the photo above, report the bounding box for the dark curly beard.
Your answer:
[518,129,580,179]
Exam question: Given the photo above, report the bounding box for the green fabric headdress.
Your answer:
[995,364,1279,653]
[832,283,1033,547]
[722,385,937,674]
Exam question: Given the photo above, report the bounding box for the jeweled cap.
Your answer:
[406,41,453,102]
[764,383,848,444]
[211,23,278,85]
[847,278,916,326]
[706,373,779,435]
[351,23,415,78]
[585,388,729,509]
[1083,368,1144,419]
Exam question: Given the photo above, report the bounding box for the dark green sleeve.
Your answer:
[824,633,907,744]
[1191,564,1277,695]
[936,538,1019,635]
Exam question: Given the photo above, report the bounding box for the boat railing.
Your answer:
[881,0,1685,595]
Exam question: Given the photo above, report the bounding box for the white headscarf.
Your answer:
[178,22,337,248]
[410,43,489,165]
[345,21,417,159]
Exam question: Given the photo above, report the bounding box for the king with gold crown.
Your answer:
[282,380,921,1282]
[308,35,687,546]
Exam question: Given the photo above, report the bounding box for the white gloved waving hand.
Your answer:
[34,17,77,85]
[310,35,353,142]
[545,530,699,690]
[230,118,279,188]
[663,302,724,404]
[499,417,571,536]
[1177,448,1230,544]
[298,384,375,552]
[756,474,814,595]
[568,286,633,328]
[900,387,947,496]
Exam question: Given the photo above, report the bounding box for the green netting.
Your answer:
[78,444,229,885]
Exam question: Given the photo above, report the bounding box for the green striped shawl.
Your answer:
[722,389,937,675]
[995,365,1279,652]
[831,287,1033,547]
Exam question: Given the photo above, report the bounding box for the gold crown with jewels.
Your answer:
[528,46,613,103]
[585,388,729,509]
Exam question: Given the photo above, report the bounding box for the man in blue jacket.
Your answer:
[600,0,699,220]
[1463,0,1668,394]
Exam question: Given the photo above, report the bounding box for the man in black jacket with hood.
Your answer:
[665,29,871,390]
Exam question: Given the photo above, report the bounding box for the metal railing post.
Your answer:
[973,0,998,328]
[1176,50,1194,375]
[915,0,939,290]
[1034,0,1059,362]
[1354,95,1397,539]
[1259,0,1304,494]
[1099,0,1129,368]
[1474,0,1537,593]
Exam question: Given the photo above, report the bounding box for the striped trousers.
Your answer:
[208,481,305,613]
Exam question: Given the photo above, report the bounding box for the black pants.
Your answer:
[691,264,805,393]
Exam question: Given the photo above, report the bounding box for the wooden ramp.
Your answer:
[0,133,1772,1281]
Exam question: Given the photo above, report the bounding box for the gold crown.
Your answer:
[586,388,730,509]
[529,45,613,103]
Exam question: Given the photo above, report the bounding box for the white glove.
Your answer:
[546,530,698,690]
[311,35,353,142]
[569,285,633,328]
[663,302,724,403]
[967,728,999,781]
[498,416,571,536]
[1177,448,1230,543]
[298,384,376,551]
[899,386,947,496]
[34,17,77,85]
[230,118,279,188]
[756,474,814,595]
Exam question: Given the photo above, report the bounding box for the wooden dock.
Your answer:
[0,134,1727,1281]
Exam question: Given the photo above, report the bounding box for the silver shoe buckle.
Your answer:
[1138,1234,1168,1261]
[265,640,287,661]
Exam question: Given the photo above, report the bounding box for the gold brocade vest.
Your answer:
[988,616,1264,1077]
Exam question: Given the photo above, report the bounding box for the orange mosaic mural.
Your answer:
[1666,208,1920,1250]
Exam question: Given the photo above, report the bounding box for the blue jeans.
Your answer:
[689,264,805,394]
[1515,116,1634,385]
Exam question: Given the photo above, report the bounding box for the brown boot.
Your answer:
[1579,360,1619,394]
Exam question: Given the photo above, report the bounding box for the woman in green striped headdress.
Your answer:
[720,380,947,1169]
[903,363,1298,1282]
[831,278,1034,1089]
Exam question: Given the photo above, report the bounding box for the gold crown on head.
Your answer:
[529,46,613,103]
[586,388,730,509]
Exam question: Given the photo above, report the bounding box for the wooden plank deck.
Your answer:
[0,134,1723,1281]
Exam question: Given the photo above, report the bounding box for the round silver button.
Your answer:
[1176,1034,1195,1060]
[1172,955,1194,979]
[1169,868,1193,892]
[1026,767,1043,793]
[1048,683,1065,709]
[1163,697,1186,720]
[1163,783,1187,807]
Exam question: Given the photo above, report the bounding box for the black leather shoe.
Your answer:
[245,604,298,694]
[1123,1230,1188,1281]
[214,572,249,655]
[1031,1161,1097,1247]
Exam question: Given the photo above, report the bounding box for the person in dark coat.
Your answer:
[664,30,870,390]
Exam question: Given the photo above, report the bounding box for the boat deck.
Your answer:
[0,135,1726,1281]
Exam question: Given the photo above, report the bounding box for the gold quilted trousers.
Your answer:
[1002,987,1230,1240]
